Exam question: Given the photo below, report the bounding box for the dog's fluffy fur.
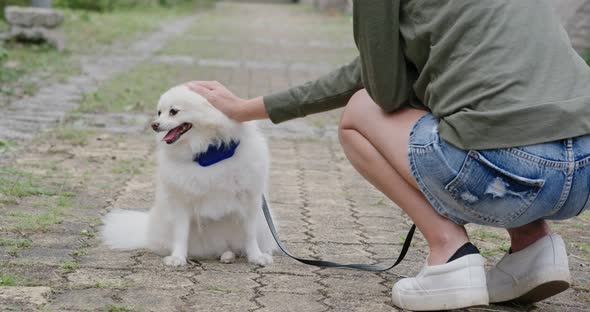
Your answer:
[101,85,276,266]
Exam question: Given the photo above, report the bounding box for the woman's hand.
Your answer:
[186,81,268,122]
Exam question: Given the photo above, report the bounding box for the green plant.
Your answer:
[0,44,7,81]
[61,260,79,271]
[54,0,207,11]
[54,0,116,11]
[0,0,29,11]
[0,169,59,200]
[103,304,135,312]
[0,45,7,64]
[0,273,18,286]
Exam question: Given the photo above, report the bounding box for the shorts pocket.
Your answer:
[444,151,545,226]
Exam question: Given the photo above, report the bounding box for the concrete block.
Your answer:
[5,6,64,28]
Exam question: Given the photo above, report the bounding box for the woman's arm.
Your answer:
[186,81,268,122]
[187,57,363,123]
[263,57,363,123]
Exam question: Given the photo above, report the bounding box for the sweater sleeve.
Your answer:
[354,0,413,113]
[263,57,363,124]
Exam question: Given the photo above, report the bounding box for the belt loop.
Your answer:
[566,139,574,163]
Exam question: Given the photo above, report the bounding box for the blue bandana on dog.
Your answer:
[194,140,240,167]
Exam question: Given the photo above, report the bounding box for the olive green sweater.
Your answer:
[263,0,590,150]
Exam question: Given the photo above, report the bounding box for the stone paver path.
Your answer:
[1,3,589,312]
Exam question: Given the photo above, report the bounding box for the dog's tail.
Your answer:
[101,209,148,250]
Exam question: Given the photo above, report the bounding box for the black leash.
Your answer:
[262,195,416,271]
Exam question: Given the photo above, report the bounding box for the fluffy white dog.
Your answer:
[101,85,276,266]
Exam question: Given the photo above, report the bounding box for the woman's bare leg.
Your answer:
[338,90,468,265]
[507,219,551,252]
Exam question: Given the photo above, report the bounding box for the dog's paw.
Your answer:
[163,256,187,267]
[248,253,273,266]
[220,251,236,264]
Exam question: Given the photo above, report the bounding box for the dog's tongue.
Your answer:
[163,127,181,142]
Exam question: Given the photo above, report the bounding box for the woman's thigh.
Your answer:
[339,90,428,189]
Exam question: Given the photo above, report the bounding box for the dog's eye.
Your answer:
[157,110,161,116]
[169,109,179,116]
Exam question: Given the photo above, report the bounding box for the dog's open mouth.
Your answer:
[162,123,193,144]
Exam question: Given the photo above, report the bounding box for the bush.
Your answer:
[0,44,8,79]
[0,0,29,10]
[0,45,7,64]
[53,0,197,11]
[53,0,116,12]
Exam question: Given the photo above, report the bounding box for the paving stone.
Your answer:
[185,289,258,311]
[46,288,117,311]
[321,274,388,295]
[192,271,260,291]
[0,263,62,287]
[259,273,321,294]
[257,292,326,312]
[66,268,130,289]
[325,293,397,312]
[17,247,73,266]
[124,270,195,289]
[117,288,188,311]
[78,246,137,269]
[0,286,51,304]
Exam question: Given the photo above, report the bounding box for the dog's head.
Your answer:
[151,85,236,148]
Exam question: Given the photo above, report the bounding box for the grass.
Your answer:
[12,207,66,232]
[0,168,76,232]
[94,279,131,290]
[0,238,33,248]
[0,139,17,153]
[72,247,88,257]
[0,238,33,255]
[61,260,79,272]
[207,286,233,293]
[574,243,590,262]
[51,126,95,146]
[370,198,386,206]
[76,62,202,113]
[0,273,18,286]
[0,169,59,201]
[103,304,136,312]
[158,7,355,65]
[468,226,511,258]
[112,159,147,175]
[0,1,215,106]
[480,241,511,258]
[14,194,74,232]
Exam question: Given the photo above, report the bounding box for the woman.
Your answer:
[187,1,590,310]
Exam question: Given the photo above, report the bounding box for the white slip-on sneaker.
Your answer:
[487,234,571,304]
[391,253,489,311]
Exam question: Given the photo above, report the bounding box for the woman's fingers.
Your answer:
[187,81,222,90]
[186,83,213,100]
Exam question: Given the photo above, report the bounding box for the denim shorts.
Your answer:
[408,113,590,228]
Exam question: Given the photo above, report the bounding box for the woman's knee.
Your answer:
[338,90,369,147]
[338,89,372,132]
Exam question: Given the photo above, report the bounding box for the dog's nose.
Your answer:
[151,122,160,131]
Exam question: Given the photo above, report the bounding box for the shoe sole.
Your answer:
[490,267,571,304]
[392,287,489,311]
[512,280,570,304]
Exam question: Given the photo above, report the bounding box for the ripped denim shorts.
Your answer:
[408,113,590,228]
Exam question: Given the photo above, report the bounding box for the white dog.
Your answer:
[101,85,276,266]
